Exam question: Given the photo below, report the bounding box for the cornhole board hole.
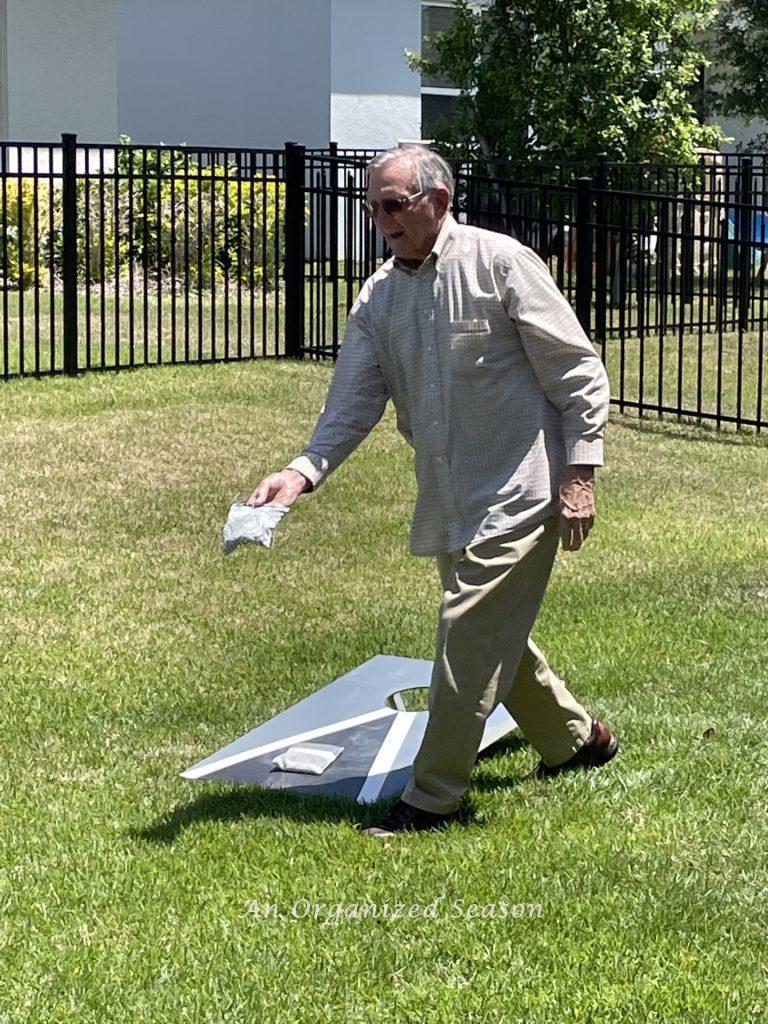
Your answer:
[182,655,518,803]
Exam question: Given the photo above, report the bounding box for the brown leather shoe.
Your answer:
[529,718,619,781]
[359,799,457,837]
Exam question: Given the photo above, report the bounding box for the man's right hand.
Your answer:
[246,469,310,509]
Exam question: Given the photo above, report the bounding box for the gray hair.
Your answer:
[366,145,454,200]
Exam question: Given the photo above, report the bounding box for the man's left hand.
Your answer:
[558,466,596,551]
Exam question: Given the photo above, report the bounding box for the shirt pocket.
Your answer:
[449,318,527,374]
[449,319,492,372]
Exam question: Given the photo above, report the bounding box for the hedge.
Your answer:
[0,146,285,291]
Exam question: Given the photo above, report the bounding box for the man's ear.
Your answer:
[433,185,452,215]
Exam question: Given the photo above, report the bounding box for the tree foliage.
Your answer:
[708,0,768,151]
[410,0,723,164]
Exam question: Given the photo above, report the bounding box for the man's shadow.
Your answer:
[135,733,532,844]
[471,732,533,794]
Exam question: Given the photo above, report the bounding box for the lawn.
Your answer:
[3,284,768,433]
[0,286,290,375]
[2,360,767,1023]
[2,280,366,377]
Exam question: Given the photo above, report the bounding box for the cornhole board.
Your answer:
[182,655,518,803]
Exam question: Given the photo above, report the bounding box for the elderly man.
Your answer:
[247,145,618,837]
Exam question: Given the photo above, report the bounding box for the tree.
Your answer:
[708,1,768,151]
[409,0,723,164]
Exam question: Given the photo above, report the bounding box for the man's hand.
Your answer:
[558,465,596,552]
[247,469,310,509]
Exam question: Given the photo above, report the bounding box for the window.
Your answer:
[420,2,487,137]
[422,92,460,136]
[421,3,459,89]
[421,2,462,135]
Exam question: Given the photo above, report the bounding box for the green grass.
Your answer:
[602,329,768,426]
[0,282,355,375]
[0,287,290,375]
[3,282,768,428]
[2,361,767,1023]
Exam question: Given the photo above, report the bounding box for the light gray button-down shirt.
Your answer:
[287,214,610,557]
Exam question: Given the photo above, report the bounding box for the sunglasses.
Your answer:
[362,189,427,219]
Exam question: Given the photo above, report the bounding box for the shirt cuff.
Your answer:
[285,454,328,490]
[565,437,604,466]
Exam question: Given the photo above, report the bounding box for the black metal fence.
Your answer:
[1,135,286,377]
[2,136,767,431]
[298,147,768,431]
[447,163,768,429]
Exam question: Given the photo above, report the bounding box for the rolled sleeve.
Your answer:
[286,305,390,488]
[500,244,610,465]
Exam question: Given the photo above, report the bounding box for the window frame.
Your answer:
[420,0,487,134]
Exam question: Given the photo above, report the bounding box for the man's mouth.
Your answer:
[388,231,405,240]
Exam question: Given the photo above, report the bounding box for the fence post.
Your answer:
[680,188,695,305]
[328,141,340,356]
[61,133,78,376]
[328,141,339,282]
[284,141,306,359]
[594,154,608,355]
[575,176,593,335]
[737,155,753,331]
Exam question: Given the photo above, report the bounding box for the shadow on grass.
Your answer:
[475,732,528,762]
[135,786,366,844]
[135,733,532,844]
[472,733,536,795]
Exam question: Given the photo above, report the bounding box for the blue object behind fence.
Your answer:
[727,211,768,266]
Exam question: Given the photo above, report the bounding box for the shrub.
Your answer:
[0,144,286,291]
[0,179,46,288]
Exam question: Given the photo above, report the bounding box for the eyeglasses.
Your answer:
[362,189,427,219]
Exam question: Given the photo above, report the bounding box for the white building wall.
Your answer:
[716,114,768,154]
[330,0,421,149]
[117,0,332,149]
[1,0,117,142]
[0,1,7,139]
[0,0,422,150]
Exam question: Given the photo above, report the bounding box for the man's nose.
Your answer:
[374,207,399,233]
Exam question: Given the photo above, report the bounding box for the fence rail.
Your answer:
[2,136,767,431]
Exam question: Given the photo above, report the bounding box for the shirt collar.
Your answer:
[393,213,458,274]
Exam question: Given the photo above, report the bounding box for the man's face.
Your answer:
[366,157,449,263]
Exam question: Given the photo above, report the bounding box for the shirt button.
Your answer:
[429,383,436,390]
[432,419,439,427]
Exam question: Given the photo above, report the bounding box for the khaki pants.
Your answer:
[401,517,593,814]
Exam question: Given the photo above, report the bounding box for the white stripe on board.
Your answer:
[356,712,418,804]
[181,707,395,780]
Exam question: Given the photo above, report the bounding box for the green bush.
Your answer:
[0,179,44,289]
[107,144,285,290]
[0,144,286,291]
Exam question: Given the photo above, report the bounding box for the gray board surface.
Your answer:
[182,655,518,803]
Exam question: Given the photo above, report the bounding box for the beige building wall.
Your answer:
[0,0,117,142]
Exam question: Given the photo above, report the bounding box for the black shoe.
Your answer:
[359,799,456,837]
[529,718,619,781]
